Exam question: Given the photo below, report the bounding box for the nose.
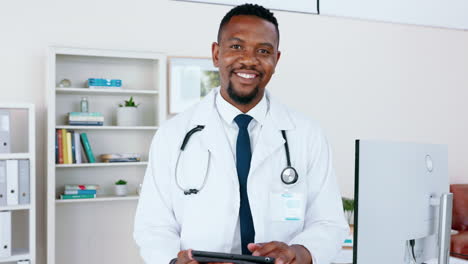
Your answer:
[238,48,259,66]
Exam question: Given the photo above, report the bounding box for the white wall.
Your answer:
[1,0,467,263]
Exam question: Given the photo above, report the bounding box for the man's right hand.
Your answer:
[175,249,198,264]
[175,249,233,264]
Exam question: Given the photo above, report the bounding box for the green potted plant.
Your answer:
[116,96,140,126]
[342,197,355,225]
[115,179,128,196]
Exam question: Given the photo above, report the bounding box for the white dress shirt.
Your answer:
[215,91,268,254]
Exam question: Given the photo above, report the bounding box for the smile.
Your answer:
[236,72,257,79]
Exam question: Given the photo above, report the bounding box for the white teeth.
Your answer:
[236,72,256,79]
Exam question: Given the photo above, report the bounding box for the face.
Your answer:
[212,15,281,110]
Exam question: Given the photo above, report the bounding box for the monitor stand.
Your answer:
[437,193,453,264]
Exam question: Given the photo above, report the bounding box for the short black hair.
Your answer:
[217,3,279,45]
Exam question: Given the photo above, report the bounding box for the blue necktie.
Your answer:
[234,114,255,255]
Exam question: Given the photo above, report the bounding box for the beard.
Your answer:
[227,81,259,105]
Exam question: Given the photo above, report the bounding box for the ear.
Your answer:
[273,50,281,74]
[212,42,220,67]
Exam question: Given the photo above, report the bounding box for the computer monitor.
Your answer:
[353,140,453,264]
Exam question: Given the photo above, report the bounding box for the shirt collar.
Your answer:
[215,89,268,126]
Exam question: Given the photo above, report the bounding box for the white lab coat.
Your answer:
[134,88,349,264]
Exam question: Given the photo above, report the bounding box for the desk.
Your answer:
[331,225,468,264]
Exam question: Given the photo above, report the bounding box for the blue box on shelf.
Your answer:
[87,78,122,88]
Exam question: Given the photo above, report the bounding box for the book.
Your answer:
[64,189,97,195]
[55,129,59,163]
[69,116,104,121]
[100,153,141,162]
[64,184,100,190]
[61,129,68,164]
[66,132,73,164]
[60,194,96,200]
[57,129,64,164]
[68,112,104,122]
[69,121,104,126]
[70,131,76,163]
[87,78,122,87]
[104,158,140,162]
[74,132,82,164]
[100,153,141,159]
[69,117,104,122]
[69,112,103,117]
[80,133,95,163]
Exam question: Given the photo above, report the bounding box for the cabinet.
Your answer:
[47,47,166,264]
[0,104,36,264]
[320,0,468,30]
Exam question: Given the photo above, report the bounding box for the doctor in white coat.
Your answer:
[134,4,348,264]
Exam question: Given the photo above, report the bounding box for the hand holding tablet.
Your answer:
[192,250,275,264]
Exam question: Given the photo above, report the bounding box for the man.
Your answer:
[134,4,348,264]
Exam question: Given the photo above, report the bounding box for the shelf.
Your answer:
[55,125,158,130]
[0,153,31,160]
[56,161,148,168]
[56,195,139,204]
[56,87,158,95]
[0,204,31,211]
[0,248,29,262]
[49,47,167,264]
[0,103,34,110]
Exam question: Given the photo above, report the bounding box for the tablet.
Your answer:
[192,250,275,264]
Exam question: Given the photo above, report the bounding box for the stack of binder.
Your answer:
[0,159,29,259]
[0,110,10,153]
[0,211,11,258]
[0,160,30,206]
[68,112,104,126]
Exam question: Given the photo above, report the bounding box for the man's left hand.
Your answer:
[247,242,312,264]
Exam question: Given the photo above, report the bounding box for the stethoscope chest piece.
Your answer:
[281,166,298,185]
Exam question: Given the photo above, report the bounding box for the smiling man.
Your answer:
[134,4,349,264]
[213,13,280,113]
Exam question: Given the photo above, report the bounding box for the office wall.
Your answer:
[0,1,467,263]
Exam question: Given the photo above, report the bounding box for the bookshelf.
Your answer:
[55,125,158,130]
[47,47,167,264]
[56,87,159,95]
[55,161,148,168]
[56,195,140,204]
[0,104,36,264]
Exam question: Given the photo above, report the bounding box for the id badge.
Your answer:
[270,191,304,221]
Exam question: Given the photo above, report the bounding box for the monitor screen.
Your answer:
[353,140,450,264]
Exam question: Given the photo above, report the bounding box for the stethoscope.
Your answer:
[175,126,299,195]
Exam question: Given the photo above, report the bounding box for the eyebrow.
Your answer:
[227,37,275,49]
[227,37,244,43]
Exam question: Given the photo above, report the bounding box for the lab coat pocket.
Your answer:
[266,191,305,242]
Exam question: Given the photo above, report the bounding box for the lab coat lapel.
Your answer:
[189,89,238,187]
[249,93,295,176]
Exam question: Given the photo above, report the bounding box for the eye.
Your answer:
[230,44,242,50]
[258,49,271,54]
